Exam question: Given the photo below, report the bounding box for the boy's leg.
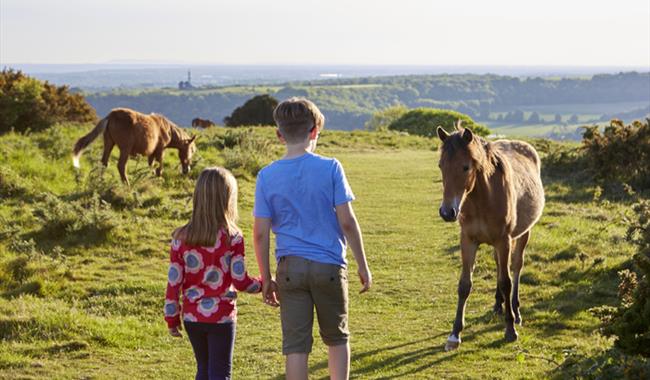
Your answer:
[286,353,309,380]
[311,263,350,380]
[328,343,350,380]
[206,322,235,380]
[184,322,209,380]
[277,257,314,379]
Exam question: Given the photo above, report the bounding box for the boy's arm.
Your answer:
[335,202,372,293]
[253,217,279,306]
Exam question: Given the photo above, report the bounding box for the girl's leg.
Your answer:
[184,322,209,380]
[206,322,235,380]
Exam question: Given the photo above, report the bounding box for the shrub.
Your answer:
[222,129,275,176]
[33,192,117,238]
[582,119,650,190]
[0,69,97,134]
[223,94,278,127]
[600,200,650,357]
[388,108,490,137]
[365,104,408,131]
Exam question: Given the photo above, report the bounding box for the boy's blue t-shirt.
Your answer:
[253,152,355,266]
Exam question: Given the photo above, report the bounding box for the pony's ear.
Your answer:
[455,119,463,131]
[189,135,197,143]
[437,126,450,142]
[462,128,473,143]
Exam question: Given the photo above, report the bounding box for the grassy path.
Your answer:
[0,131,632,379]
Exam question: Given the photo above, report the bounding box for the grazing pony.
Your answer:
[191,117,215,128]
[436,122,544,351]
[73,108,196,185]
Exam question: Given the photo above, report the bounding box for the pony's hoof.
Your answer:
[493,304,504,315]
[505,328,518,343]
[445,334,461,351]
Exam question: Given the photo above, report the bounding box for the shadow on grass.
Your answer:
[23,224,111,253]
[526,263,622,338]
[270,334,461,380]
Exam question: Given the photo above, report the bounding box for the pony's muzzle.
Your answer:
[439,206,458,222]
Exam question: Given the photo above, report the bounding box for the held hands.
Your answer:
[169,325,182,338]
[262,279,280,307]
[358,266,372,294]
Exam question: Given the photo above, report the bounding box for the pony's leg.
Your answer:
[493,248,504,314]
[154,147,164,176]
[101,134,114,167]
[496,236,517,342]
[117,150,129,185]
[511,231,530,325]
[445,234,478,351]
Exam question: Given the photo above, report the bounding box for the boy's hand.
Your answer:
[263,279,280,307]
[358,266,372,294]
[169,325,182,338]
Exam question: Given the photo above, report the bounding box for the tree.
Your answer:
[364,104,408,131]
[568,114,579,124]
[528,111,541,124]
[388,108,490,137]
[0,69,96,134]
[554,114,562,124]
[224,94,279,127]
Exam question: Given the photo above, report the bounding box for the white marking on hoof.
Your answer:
[72,155,80,168]
[445,334,461,351]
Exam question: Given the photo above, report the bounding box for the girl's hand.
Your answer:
[169,326,183,338]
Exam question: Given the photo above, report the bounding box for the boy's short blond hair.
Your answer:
[273,97,325,144]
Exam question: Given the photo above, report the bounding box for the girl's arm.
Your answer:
[164,238,184,329]
[230,234,262,293]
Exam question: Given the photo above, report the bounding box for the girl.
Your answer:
[164,167,262,380]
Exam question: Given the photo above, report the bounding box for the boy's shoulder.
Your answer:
[259,153,340,177]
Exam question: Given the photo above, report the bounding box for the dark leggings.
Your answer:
[184,321,235,380]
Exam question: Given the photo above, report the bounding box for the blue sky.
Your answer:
[1,0,649,66]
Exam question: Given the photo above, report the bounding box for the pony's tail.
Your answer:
[72,117,108,168]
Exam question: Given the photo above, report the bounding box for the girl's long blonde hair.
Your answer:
[177,167,240,246]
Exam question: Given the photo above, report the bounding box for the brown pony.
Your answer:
[191,117,215,128]
[436,122,544,351]
[73,108,197,185]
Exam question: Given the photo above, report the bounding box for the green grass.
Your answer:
[0,124,637,379]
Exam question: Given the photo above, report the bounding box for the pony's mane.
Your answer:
[441,130,504,178]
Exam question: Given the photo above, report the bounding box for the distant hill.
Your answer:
[83,72,650,135]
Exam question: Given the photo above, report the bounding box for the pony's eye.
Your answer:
[463,165,470,172]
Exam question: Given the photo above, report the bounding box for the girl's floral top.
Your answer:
[164,229,262,328]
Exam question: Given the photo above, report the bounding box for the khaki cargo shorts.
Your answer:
[276,255,349,355]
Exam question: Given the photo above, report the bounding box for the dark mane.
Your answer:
[441,131,504,177]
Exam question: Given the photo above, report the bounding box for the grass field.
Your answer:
[0,125,635,379]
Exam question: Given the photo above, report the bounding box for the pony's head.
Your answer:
[436,121,487,222]
[178,135,197,174]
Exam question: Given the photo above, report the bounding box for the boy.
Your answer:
[253,97,372,380]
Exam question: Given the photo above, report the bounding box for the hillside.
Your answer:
[0,124,639,378]
[84,72,650,138]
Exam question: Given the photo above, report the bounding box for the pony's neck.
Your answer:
[467,140,500,200]
[169,125,187,148]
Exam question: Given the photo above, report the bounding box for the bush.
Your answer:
[600,200,650,357]
[223,94,278,127]
[388,108,490,137]
[365,104,408,131]
[582,119,650,190]
[0,69,97,134]
[222,129,275,177]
